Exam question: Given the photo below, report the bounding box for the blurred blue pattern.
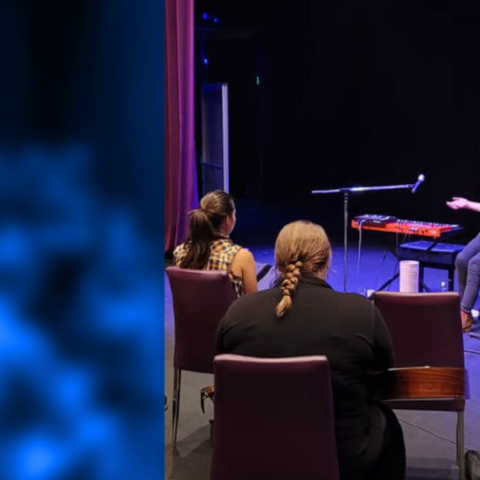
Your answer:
[0,143,163,480]
[0,0,164,478]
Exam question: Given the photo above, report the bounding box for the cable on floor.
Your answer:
[398,418,456,446]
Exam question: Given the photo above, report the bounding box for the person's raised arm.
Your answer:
[447,197,480,213]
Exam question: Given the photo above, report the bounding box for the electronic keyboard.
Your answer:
[352,216,463,238]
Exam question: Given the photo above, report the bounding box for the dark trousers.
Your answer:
[340,403,406,480]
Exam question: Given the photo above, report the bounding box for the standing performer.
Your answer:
[447,196,480,331]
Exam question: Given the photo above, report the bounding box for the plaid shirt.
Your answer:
[173,238,243,297]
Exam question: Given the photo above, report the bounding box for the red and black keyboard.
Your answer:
[352,215,463,238]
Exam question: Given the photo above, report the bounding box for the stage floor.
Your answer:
[164,238,480,480]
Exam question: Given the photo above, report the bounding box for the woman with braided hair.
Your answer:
[216,220,405,480]
[173,190,258,296]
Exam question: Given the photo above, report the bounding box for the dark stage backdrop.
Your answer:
[196,0,480,230]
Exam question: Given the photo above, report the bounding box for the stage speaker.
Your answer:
[200,83,229,194]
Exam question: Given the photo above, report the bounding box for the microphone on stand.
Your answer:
[411,174,425,194]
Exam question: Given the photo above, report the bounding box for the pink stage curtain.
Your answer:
[164,0,197,253]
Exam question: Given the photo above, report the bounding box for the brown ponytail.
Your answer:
[179,190,235,270]
[274,221,331,318]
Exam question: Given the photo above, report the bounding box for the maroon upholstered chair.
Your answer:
[372,292,467,480]
[211,354,340,480]
[166,267,237,448]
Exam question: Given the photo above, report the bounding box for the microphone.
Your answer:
[411,174,425,194]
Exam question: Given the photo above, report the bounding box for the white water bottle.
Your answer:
[441,281,447,292]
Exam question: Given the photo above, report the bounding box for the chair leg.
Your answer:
[456,411,465,480]
[456,411,459,465]
[172,368,182,448]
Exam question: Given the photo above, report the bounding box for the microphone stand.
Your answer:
[312,182,415,292]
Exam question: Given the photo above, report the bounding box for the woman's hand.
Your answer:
[446,197,470,210]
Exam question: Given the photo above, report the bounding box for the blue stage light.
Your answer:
[202,13,208,19]
[203,58,209,65]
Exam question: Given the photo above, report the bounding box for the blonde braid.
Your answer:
[274,220,332,318]
[276,261,302,317]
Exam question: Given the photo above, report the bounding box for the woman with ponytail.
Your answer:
[173,190,257,296]
[216,220,405,480]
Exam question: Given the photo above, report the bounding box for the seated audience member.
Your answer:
[174,190,258,296]
[446,196,480,331]
[216,220,405,480]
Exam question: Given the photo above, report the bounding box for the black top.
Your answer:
[216,276,394,461]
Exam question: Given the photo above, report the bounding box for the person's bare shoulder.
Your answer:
[235,248,255,263]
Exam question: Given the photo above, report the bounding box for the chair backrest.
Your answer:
[211,354,340,480]
[372,292,464,368]
[166,266,236,373]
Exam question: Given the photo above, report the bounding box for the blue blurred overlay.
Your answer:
[0,1,164,479]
